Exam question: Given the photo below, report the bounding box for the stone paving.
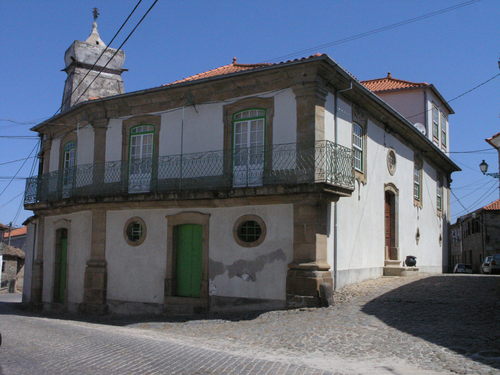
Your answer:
[0,301,335,375]
[0,275,498,374]
[132,275,500,375]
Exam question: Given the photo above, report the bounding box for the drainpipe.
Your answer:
[333,81,353,290]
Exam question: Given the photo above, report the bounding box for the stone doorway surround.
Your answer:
[165,211,210,314]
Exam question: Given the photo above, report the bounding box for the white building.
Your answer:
[22,20,459,314]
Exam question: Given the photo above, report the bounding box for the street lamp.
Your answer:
[479,160,499,178]
[479,160,488,174]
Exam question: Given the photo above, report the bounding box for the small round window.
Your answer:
[124,217,146,246]
[233,215,266,247]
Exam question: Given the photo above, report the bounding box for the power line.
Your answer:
[448,148,497,154]
[0,142,39,199]
[451,189,468,212]
[453,182,498,217]
[266,0,481,62]
[0,156,35,166]
[0,135,38,139]
[0,191,24,209]
[72,0,160,107]
[406,72,499,120]
[56,0,145,115]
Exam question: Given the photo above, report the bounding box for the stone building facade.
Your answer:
[450,199,500,272]
[0,243,25,291]
[22,18,459,314]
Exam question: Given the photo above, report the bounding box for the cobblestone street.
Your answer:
[132,275,499,375]
[0,275,498,374]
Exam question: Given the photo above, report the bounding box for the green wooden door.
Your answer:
[55,236,68,303]
[175,224,202,297]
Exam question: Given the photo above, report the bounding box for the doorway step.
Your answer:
[383,260,419,276]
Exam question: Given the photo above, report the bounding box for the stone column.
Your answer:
[30,217,44,308]
[82,209,108,314]
[292,82,328,183]
[91,119,108,187]
[287,197,333,307]
[41,137,51,175]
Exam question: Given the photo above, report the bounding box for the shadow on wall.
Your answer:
[361,276,500,370]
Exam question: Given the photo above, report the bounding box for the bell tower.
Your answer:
[61,8,126,111]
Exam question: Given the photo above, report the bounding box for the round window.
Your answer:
[233,215,266,247]
[124,217,146,246]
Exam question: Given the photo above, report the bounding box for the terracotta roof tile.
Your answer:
[483,199,500,211]
[361,73,429,93]
[3,226,27,238]
[164,54,325,86]
[485,132,500,149]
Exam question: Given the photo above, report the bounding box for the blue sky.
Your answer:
[0,0,498,227]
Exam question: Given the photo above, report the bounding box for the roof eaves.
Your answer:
[32,54,329,132]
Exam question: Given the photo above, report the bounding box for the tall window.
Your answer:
[62,141,76,186]
[436,174,443,211]
[440,112,447,148]
[352,122,364,172]
[128,124,154,193]
[432,104,439,142]
[413,160,422,202]
[232,109,265,187]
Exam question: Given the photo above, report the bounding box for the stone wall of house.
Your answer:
[484,211,500,256]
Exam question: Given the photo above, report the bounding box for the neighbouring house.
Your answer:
[0,242,25,292]
[0,223,9,242]
[3,226,28,251]
[22,16,459,314]
[450,199,500,272]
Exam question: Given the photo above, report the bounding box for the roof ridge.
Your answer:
[361,75,428,86]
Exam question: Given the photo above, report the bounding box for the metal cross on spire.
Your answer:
[93,7,100,22]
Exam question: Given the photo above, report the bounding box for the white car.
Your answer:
[481,254,500,274]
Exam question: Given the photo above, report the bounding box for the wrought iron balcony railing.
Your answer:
[24,141,354,205]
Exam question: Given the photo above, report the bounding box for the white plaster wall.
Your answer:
[336,96,353,148]
[105,204,293,304]
[272,89,296,144]
[208,204,293,301]
[328,98,447,287]
[324,93,335,143]
[42,211,92,306]
[22,222,36,302]
[77,125,94,165]
[49,138,61,172]
[158,89,297,157]
[105,119,122,162]
[377,90,426,126]
[106,209,168,304]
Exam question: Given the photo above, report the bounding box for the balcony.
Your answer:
[24,141,354,206]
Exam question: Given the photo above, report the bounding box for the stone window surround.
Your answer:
[413,155,423,208]
[352,105,367,184]
[52,218,71,306]
[223,97,274,179]
[384,183,399,261]
[233,214,267,248]
[123,216,147,246]
[164,211,210,310]
[58,132,77,173]
[121,115,161,164]
[386,148,397,176]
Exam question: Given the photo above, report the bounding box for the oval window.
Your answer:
[124,217,146,246]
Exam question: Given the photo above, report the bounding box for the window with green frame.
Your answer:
[436,174,443,211]
[129,124,154,161]
[413,162,422,202]
[440,112,447,147]
[432,104,439,141]
[352,122,364,172]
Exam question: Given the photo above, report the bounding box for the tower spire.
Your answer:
[86,7,106,46]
